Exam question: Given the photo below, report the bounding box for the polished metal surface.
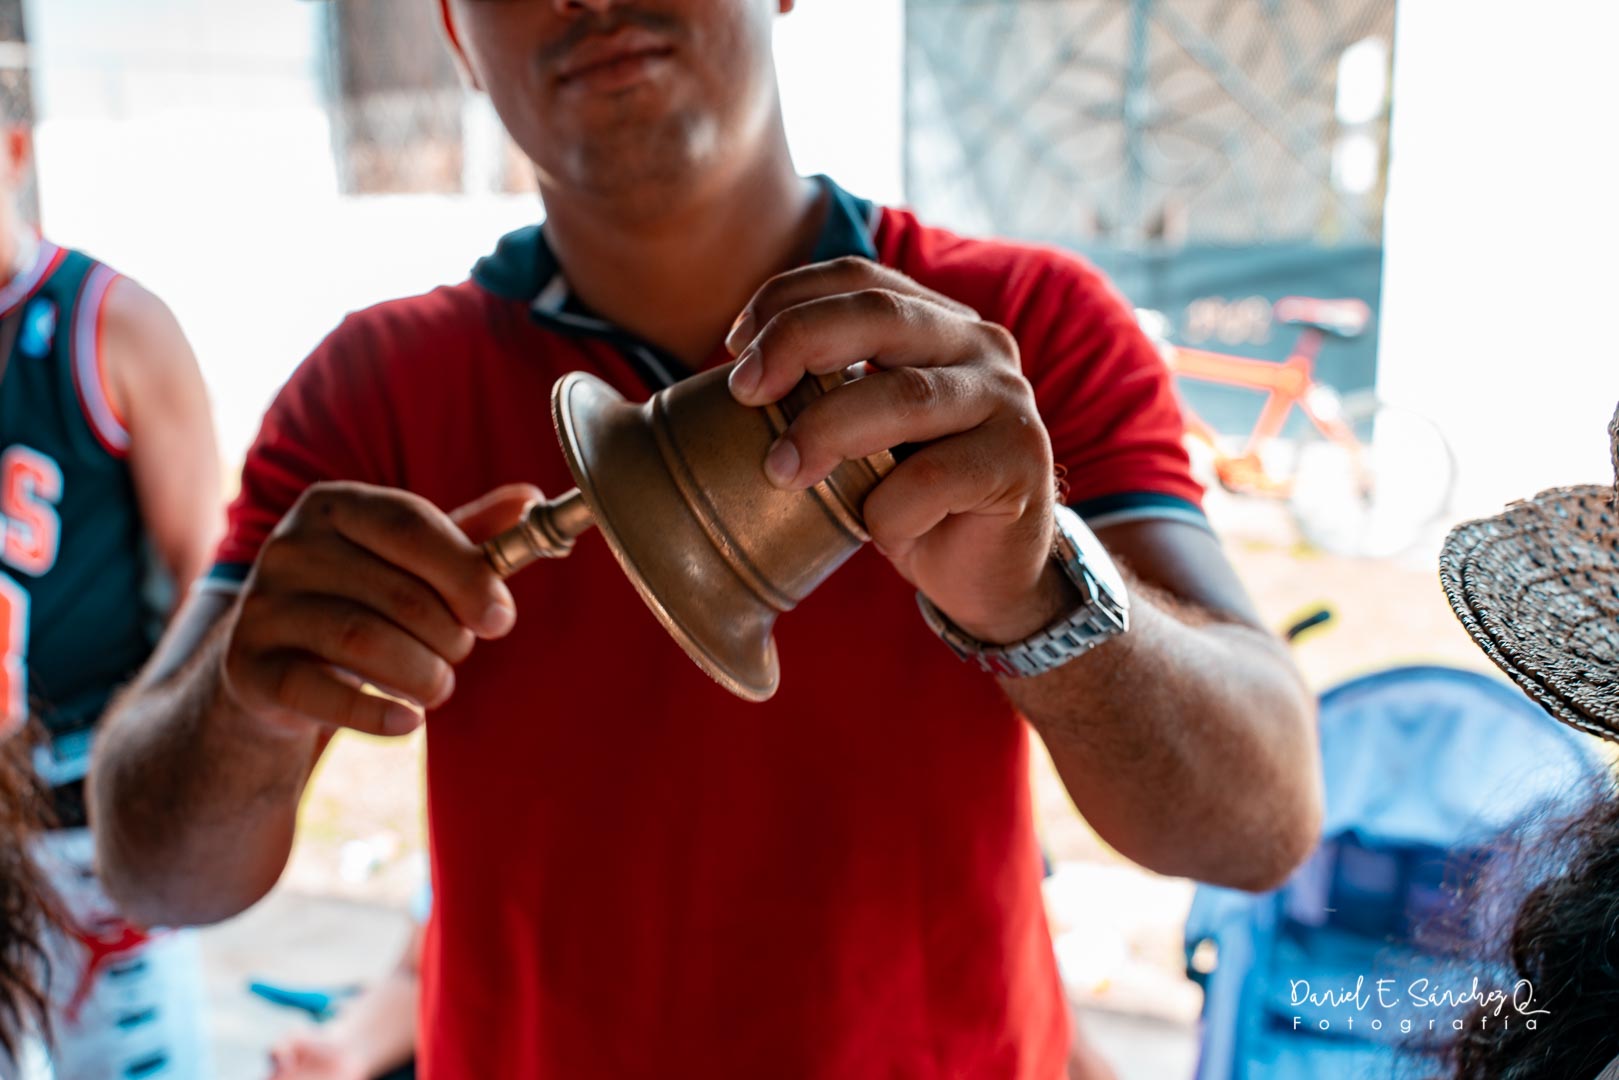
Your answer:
[482,361,893,701]
[484,488,593,575]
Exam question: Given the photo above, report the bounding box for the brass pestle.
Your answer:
[481,361,894,702]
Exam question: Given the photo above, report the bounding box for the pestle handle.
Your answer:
[483,489,595,577]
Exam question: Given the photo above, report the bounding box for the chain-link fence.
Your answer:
[905,0,1395,247]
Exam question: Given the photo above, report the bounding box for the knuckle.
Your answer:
[887,364,940,418]
[857,287,909,324]
[456,565,502,611]
[332,608,380,660]
[254,534,319,583]
[336,692,384,735]
[233,591,282,644]
[974,318,1020,361]
[864,508,897,550]
[1025,416,1054,455]
[287,482,351,526]
[998,415,1050,471]
[753,265,810,318]
[377,497,432,541]
[823,256,876,290]
[383,581,433,626]
[1012,408,1053,452]
[753,274,790,313]
[254,538,294,576]
[220,644,258,707]
[267,656,305,715]
[865,507,909,554]
[904,453,950,492]
[759,306,812,359]
[986,361,1036,406]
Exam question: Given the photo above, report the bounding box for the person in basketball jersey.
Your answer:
[0,115,221,1077]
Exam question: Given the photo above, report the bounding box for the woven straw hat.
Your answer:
[1439,401,1619,738]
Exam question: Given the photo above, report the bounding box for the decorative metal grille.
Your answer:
[904,0,1395,247]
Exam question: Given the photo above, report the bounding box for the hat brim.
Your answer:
[1439,484,1619,739]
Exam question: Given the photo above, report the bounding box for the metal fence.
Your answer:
[905,0,1396,247]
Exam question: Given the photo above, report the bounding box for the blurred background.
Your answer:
[6,0,1617,1076]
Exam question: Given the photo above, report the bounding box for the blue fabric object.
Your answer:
[1185,666,1602,1080]
[247,981,359,1023]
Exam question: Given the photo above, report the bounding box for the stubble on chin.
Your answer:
[559,106,722,218]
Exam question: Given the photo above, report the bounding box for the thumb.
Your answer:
[452,483,545,545]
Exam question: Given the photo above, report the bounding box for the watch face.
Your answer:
[1058,506,1129,607]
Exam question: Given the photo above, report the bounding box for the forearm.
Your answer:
[90,621,319,927]
[1007,581,1321,891]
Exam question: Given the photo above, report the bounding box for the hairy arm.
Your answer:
[101,278,223,594]
[723,256,1322,894]
[91,593,329,928]
[90,484,531,929]
[1004,519,1321,892]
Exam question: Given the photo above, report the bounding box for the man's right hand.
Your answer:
[219,481,539,739]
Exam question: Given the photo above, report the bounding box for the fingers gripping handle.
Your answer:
[483,489,595,577]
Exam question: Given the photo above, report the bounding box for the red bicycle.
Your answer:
[1139,298,1456,558]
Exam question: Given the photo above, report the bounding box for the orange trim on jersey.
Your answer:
[70,265,131,458]
[95,279,128,429]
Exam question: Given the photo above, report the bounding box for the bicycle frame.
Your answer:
[1166,326,1361,496]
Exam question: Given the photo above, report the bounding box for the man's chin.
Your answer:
[556,119,718,204]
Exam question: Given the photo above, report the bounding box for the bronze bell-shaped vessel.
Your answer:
[483,362,893,702]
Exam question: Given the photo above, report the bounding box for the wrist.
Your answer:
[949,561,1082,645]
[917,504,1130,679]
[207,626,313,745]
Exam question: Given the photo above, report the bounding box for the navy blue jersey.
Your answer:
[0,239,158,773]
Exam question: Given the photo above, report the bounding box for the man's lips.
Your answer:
[555,28,676,90]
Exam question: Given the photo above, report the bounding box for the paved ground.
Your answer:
[201,892,416,1078]
[198,890,1199,1079]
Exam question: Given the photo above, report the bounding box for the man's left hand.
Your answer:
[725,256,1071,646]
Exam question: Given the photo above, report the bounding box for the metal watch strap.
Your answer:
[915,505,1130,678]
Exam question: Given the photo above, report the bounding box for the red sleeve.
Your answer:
[207,316,399,585]
[1014,252,1206,529]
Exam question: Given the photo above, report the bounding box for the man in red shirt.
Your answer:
[89,2,1322,1076]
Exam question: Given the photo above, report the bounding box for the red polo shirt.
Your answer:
[212,178,1204,1079]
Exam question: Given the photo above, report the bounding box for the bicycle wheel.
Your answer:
[1282,389,1458,558]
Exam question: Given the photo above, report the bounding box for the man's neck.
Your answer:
[539,151,823,370]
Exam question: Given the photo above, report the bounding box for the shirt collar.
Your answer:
[472,174,879,307]
[471,175,878,390]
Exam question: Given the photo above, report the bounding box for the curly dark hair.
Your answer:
[0,725,56,1060]
[1431,773,1619,1080]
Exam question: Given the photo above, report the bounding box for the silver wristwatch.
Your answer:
[916,504,1130,678]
